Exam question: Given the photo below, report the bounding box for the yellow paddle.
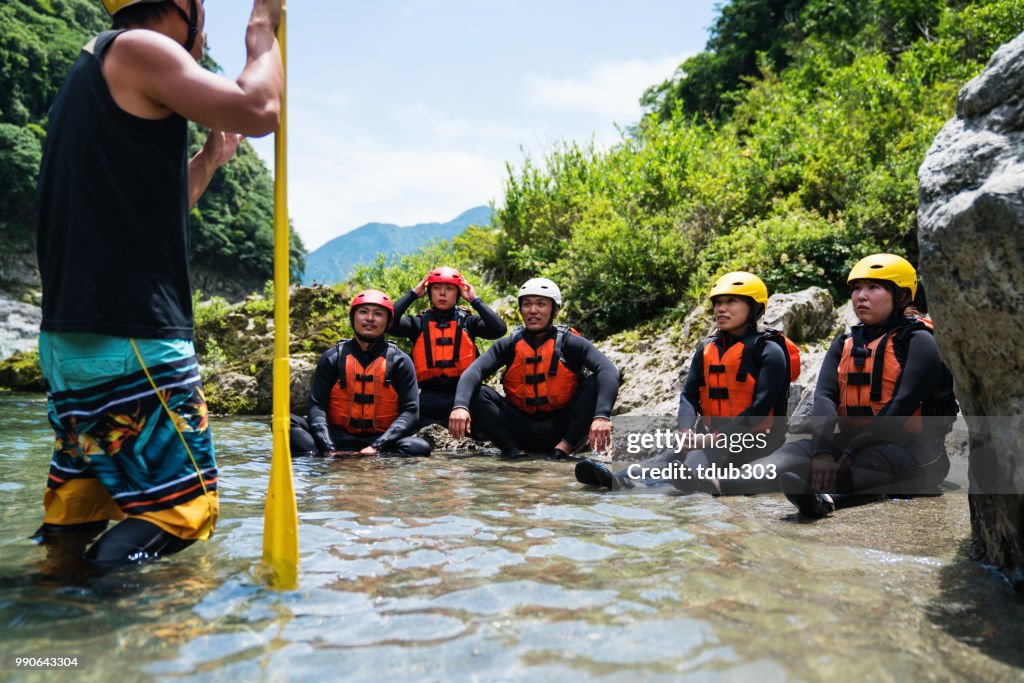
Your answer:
[261,1,298,590]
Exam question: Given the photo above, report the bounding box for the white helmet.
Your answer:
[518,277,562,307]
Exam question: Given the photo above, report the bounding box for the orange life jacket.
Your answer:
[328,340,400,435]
[502,325,579,414]
[696,328,799,432]
[411,308,478,383]
[837,318,932,432]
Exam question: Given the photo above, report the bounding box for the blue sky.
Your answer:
[203,1,719,249]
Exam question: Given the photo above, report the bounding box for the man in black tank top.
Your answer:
[32,0,284,570]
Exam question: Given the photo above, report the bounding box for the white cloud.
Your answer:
[289,145,504,250]
[249,57,695,252]
[252,94,523,250]
[523,53,690,122]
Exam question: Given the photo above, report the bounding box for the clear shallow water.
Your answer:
[1,393,1023,682]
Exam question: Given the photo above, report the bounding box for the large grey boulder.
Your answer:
[255,354,319,416]
[763,287,834,342]
[918,31,1024,589]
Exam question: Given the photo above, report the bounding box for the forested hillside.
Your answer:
[351,0,1023,338]
[0,0,305,298]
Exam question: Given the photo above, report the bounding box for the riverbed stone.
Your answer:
[0,296,40,361]
[0,349,44,392]
[205,371,258,415]
[918,30,1024,590]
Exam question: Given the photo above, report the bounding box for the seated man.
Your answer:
[290,290,431,457]
[448,278,619,458]
[388,266,507,429]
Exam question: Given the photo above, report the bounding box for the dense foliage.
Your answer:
[352,0,1021,340]
[0,0,304,291]
[489,0,1023,337]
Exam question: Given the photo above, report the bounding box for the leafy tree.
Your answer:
[481,0,1023,338]
[642,0,807,121]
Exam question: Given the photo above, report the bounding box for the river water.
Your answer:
[1,393,1022,682]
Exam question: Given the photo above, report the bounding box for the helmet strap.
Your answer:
[174,0,198,53]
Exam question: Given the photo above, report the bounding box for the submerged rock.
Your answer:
[918,30,1024,590]
[0,350,44,392]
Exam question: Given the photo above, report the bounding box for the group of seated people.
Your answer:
[290,253,954,519]
[290,268,617,460]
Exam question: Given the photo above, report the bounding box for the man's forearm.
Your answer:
[187,147,218,208]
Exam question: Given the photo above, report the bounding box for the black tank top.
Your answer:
[36,30,193,339]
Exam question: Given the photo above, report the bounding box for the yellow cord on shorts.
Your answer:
[130,338,215,538]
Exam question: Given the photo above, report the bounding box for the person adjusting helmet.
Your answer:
[389,268,507,429]
[289,288,430,459]
[448,277,620,460]
[426,266,464,289]
[847,253,918,300]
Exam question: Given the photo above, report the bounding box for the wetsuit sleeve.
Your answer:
[388,290,423,339]
[453,337,513,410]
[714,339,787,437]
[677,347,702,431]
[565,335,619,419]
[465,298,508,339]
[810,333,845,456]
[842,328,942,453]
[308,347,339,430]
[373,352,420,449]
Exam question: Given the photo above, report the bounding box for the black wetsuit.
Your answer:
[290,338,430,456]
[389,291,507,427]
[454,327,620,454]
[745,315,950,503]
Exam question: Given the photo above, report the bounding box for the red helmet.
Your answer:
[426,266,464,287]
[349,289,394,320]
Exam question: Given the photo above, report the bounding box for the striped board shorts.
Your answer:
[38,332,219,540]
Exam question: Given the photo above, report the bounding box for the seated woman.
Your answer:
[290,290,431,457]
[389,267,507,429]
[758,254,953,517]
[575,271,796,492]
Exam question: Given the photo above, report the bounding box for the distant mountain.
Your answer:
[303,206,493,285]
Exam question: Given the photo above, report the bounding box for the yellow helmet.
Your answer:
[102,0,164,16]
[847,253,917,299]
[709,271,769,307]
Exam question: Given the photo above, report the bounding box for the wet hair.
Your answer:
[111,1,174,29]
[746,298,764,326]
[876,280,915,316]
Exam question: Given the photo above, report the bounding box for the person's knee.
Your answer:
[32,520,110,541]
[84,518,194,567]
[388,437,432,457]
[289,426,317,456]
[470,386,499,410]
